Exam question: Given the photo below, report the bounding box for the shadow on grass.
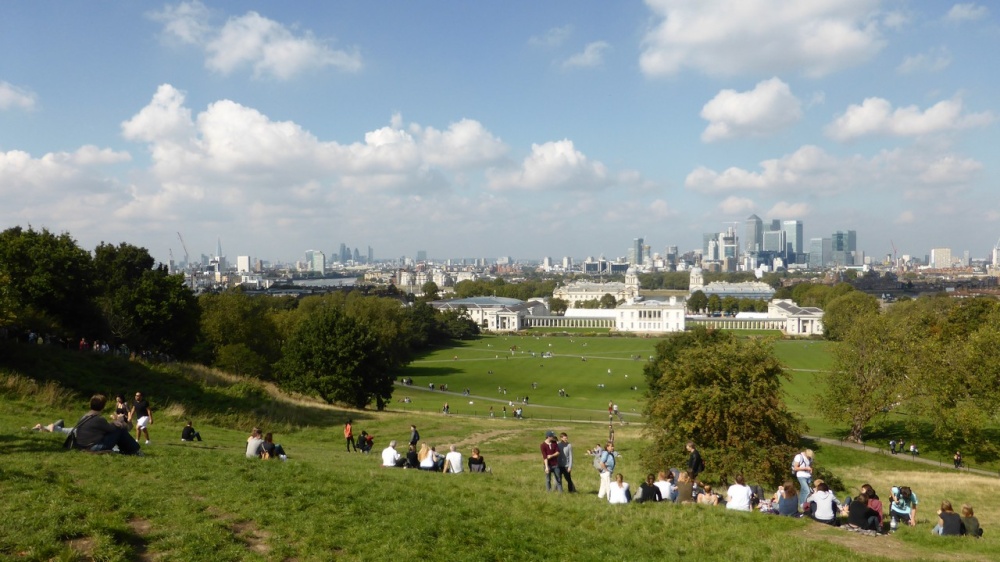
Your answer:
[0,342,372,431]
[0,432,66,455]
[400,365,465,381]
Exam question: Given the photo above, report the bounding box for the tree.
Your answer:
[599,293,617,309]
[199,290,281,376]
[277,304,394,410]
[687,290,707,314]
[420,281,440,301]
[707,294,721,313]
[642,328,804,486]
[721,296,739,315]
[822,290,880,341]
[819,312,911,442]
[548,297,568,316]
[0,226,98,332]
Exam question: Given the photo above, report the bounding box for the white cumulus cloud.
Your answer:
[766,201,811,218]
[717,196,756,215]
[151,1,361,79]
[0,81,37,111]
[825,97,994,141]
[640,0,885,78]
[946,3,989,22]
[487,140,611,192]
[896,47,951,74]
[700,77,802,142]
[562,41,611,69]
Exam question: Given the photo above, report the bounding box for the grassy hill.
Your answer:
[2,337,998,561]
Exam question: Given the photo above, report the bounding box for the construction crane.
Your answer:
[177,232,193,288]
[890,239,898,271]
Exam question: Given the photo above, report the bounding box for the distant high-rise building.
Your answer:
[703,233,719,261]
[416,250,427,262]
[367,246,373,263]
[562,256,573,270]
[763,230,786,254]
[832,231,853,266]
[630,237,644,265]
[769,219,781,231]
[808,238,831,268]
[304,250,325,273]
[353,248,361,262]
[745,214,763,253]
[781,220,803,259]
[236,255,251,273]
[339,243,349,263]
[930,248,952,269]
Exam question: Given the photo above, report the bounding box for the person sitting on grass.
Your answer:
[405,444,419,469]
[676,471,695,505]
[442,445,463,474]
[932,500,964,536]
[697,483,719,506]
[418,443,435,471]
[468,447,487,473]
[261,432,287,460]
[608,473,631,504]
[181,420,202,442]
[246,428,264,458]
[654,471,676,503]
[725,474,753,512]
[381,440,405,467]
[636,473,662,503]
[807,481,841,526]
[860,484,884,530]
[776,482,799,516]
[961,504,983,538]
[847,491,880,531]
[357,431,373,453]
[73,394,142,455]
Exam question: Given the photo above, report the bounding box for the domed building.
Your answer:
[553,266,641,308]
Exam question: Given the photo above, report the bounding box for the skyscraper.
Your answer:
[781,220,803,260]
[745,214,763,253]
[630,237,644,265]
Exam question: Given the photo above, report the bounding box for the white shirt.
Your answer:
[445,451,463,473]
[654,480,675,501]
[381,446,401,467]
[609,482,631,504]
[793,452,812,479]
[806,490,839,521]
[726,484,753,511]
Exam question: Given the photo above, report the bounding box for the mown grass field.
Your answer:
[3,336,997,561]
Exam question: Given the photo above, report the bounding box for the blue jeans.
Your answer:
[546,466,563,492]
[797,476,811,508]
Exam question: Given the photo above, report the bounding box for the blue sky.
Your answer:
[1,1,998,265]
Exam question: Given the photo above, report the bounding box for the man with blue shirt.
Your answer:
[889,486,919,530]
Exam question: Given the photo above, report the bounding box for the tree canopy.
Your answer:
[642,328,804,486]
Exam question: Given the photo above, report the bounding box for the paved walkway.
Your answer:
[804,435,998,478]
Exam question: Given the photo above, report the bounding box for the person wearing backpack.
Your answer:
[686,441,705,479]
[71,394,142,455]
[792,449,814,509]
[597,442,616,501]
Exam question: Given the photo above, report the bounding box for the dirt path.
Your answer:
[804,435,998,479]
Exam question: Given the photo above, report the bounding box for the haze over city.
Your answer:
[2,1,998,264]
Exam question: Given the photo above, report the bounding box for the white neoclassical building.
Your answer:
[553,267,641,307]
[767,299,825,336]
[614,297,687,333]
[429,296,548,332]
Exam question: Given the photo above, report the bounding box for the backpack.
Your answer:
[594,451,604,472]
[63,414,99,450]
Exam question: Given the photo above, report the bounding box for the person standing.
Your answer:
[409,425,420,449]
[597,442,616,500]
[792,449,814,509]
[130,391,153,445]
[558,432,576,493]
[541,431,563,492]
[686,442,705,480]
[953,450,962,469]
[344,420,356,452]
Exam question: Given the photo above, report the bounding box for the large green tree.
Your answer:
[642,328,804,486]
[0,226,98,332]
[277,304,394,409]
[822,290,880,341]
[199,290,282,377]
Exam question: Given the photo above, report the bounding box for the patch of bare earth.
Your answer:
[231,520,271,555]
[127,518,155,562]
[65,536,95,560]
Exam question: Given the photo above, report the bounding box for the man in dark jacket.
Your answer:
[686,441,705,480]
[74,394,142,455]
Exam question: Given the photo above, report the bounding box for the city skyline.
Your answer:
[2,2,999,265]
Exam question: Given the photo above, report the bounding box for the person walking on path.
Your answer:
[558,432,576,493]
[345,420,356,452]
[793,449,814,509]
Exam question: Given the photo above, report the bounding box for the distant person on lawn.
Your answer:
[409,425,420,449]
[129,391,153,445]
[468,447,487,472]
[541,431,563,492]
[686,441,705,480]
[73,394,142,455]
[262,432,287,460]
[558,432,576,493]
[246,427,265,458]
[181,420,202,442]
[344,420,356,452]
[382,440,405,467]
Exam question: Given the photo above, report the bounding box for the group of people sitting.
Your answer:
[381,440,488,473]
[245,427,288,461]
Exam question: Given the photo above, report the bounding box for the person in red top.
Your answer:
[541,431,563,492]
[344,420,356,452]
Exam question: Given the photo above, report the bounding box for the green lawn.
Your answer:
[5,337,999,561]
